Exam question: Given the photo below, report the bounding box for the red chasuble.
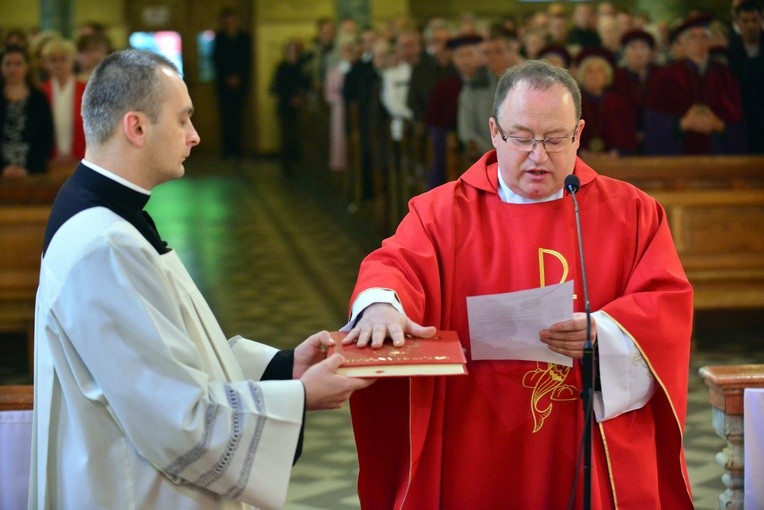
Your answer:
[348,152,693,509]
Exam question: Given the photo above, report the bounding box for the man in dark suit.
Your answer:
[728,0,764,152]
[213,7,252,159]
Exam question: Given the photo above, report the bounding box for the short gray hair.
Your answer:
[82,49,178,146]
[492,59,582,123]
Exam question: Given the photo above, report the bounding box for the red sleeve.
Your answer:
[598,186,694,507]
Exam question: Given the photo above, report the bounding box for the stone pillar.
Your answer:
[39,0,74,38]
[699,364,764,510]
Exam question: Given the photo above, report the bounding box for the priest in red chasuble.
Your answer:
[342,60,693,509]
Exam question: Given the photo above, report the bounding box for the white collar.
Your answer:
[81,160,152,196]
[497,168,563,203]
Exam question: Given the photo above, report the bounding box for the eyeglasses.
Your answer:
[495,122,578,153]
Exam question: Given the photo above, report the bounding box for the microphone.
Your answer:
[565,175,587,321]
[565,174,580,194]
[565,173,595,510]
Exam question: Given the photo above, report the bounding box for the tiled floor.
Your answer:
[3,155,761,509]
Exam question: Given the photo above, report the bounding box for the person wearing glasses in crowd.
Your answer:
[342,60,694,509]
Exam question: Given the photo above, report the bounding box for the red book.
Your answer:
[328,330,468,377]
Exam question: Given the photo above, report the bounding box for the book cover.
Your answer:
[328,330,468,378]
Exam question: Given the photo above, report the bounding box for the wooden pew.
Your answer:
[583,155,764,191]
[0,174,67,368]
[0,205,47,373]
[0,385,34,412]
[586,155,764,310]
[652,189,764,309]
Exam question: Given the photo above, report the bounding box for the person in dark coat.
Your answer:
[1,45,54,176]
[728,0,764,153]
[213,7,252,158]
[343,35,388,201]
[270,39,311,178]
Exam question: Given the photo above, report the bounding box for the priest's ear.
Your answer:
[573,117,586,149]
[122,110,149,148]
[489,116,501,148]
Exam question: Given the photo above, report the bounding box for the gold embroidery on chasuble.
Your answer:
[538,248,569,288]
[523,363,578,432]
[519,249,577,432]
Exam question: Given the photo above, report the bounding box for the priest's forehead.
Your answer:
[498,82,579,130]
[492,60,582,123]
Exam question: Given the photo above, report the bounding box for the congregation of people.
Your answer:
[1,22,111,178]
[268,0,763,212]
[3,3,763,193]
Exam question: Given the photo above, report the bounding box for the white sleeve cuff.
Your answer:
[592,311,655,422]
[340,288,405,332]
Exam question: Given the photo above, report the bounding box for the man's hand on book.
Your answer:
[343,303,437,349]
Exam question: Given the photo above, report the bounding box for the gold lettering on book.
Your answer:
[523,363,578,432]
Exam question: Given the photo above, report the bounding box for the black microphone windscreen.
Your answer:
[564,174,580,193]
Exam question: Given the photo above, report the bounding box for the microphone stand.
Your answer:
[567,176,594,510]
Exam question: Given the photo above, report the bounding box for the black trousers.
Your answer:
[218,87,247,157]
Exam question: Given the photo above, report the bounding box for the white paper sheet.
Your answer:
[466,280,574,366]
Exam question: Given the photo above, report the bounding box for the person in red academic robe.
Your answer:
[612,29,661,150]
[644,14,746,155]
[342,60,694,509]
[575,48,639,155]
[424,35,483,189]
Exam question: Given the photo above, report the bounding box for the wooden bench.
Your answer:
[0,205,51,369]
[586,155,764,310]
[0,174,68,367]
[652,189,764,309]
[0,385,34,412]
[584,155,764,191]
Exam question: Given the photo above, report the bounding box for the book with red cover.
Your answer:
[328,330,468,377]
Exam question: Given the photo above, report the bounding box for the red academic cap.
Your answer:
[537,44,572,68]
[620,28,656,49]
[446,34,484,50]
[574,46,616,69]
[670,13,713,42]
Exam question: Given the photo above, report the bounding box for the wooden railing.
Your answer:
[0,384,34,412]
[582,155,764,191]
[584,155,764,310]
[0,173,70,368]
[699,365,764,510]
